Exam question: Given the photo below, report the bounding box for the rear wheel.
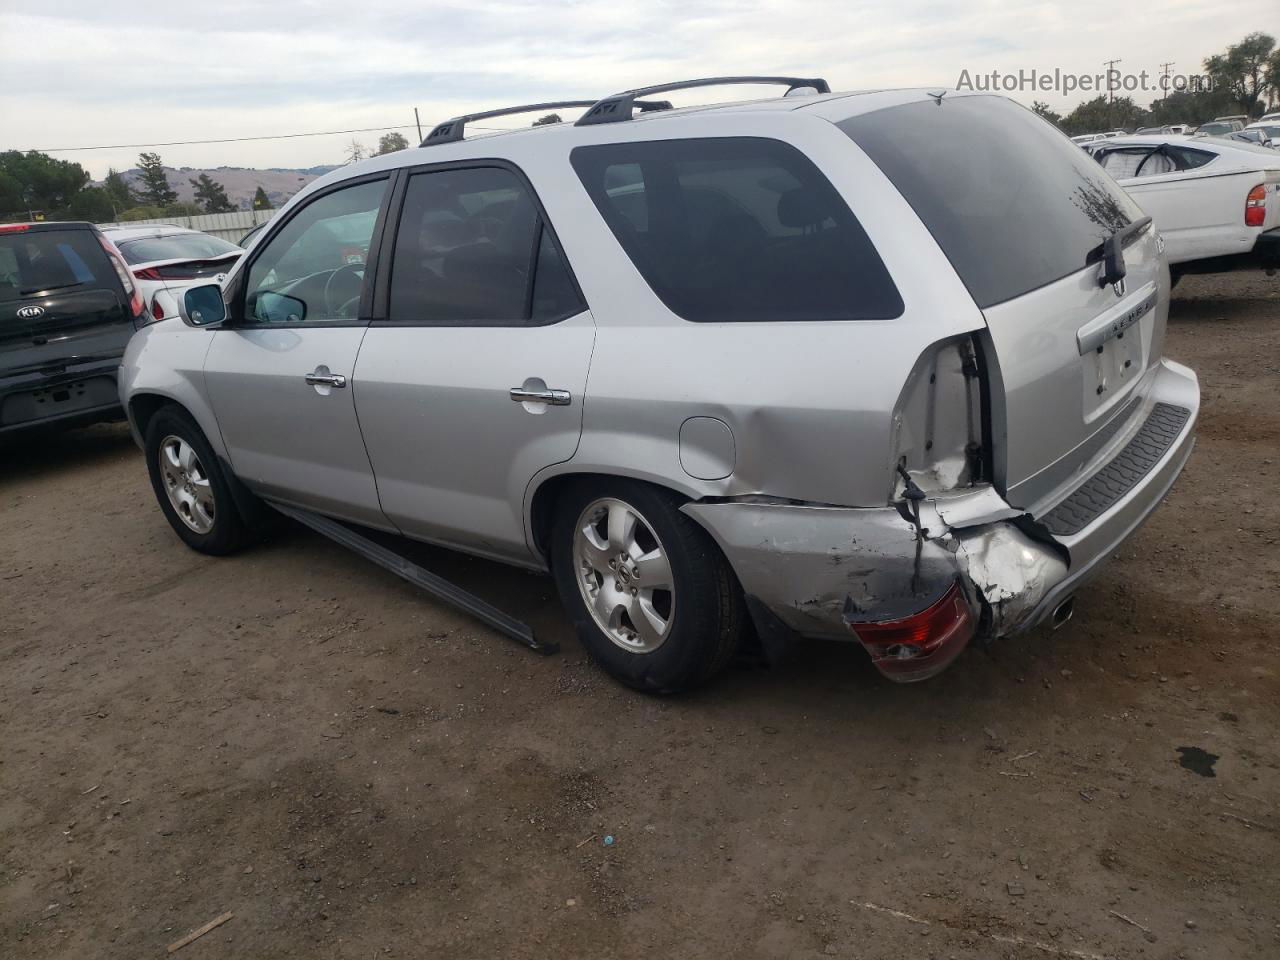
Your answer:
[550,479,746,692]
[144,406,251,555]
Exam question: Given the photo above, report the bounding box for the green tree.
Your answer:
[252,186,272,211]
[189,173,235,213]
[63,186,116,222]
[1030,101,1062,127]
[163,202,204,218]
[375,132,409,155]
[103,169,136,210]
[136,152,177,206]
[1205,32,1276,118]
[532,113,563,126]
[0,150,91,217]
[1060,95,1146,135]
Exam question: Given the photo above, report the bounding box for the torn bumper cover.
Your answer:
[681,368,1198,682]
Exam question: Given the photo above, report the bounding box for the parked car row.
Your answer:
[1083,134,1280,280]
[113,81,1201,693]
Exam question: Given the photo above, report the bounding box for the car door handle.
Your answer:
[305,372,347,388]
[509,386,570,406]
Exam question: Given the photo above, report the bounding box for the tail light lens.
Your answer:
[151,297,165,320]
[0,223,32,233]
[1245,184,1266,227]
[134,267,163,281]
[97,234,145,319]
[847,581,975,682]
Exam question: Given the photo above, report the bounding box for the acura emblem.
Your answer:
[17,305,45,319]
[1112,278,1127,298]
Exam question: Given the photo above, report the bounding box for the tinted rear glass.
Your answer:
[0,229,108,304]
[571,137,902,323]
[839,96,1144,308]
[116,232,240,265]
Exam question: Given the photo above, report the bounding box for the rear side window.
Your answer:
[387,166,584,325]
[571,137,903,323]
[0,229,107,304]
[1096,145,1215,178]
[840,96,1145,308]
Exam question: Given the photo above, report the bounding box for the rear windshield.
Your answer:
[0,229,109,304]
[571,137,903,323]
[116,232,240,265]
[839,95,1145,308]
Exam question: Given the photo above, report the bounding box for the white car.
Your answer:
[1244,122,1280,148]
[101,226,242,323]
[1088,135,1280,278]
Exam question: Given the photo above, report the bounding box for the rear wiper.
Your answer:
[1095,216,1153,289]
[18,281,82,295]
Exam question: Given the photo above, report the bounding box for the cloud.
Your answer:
[0,0,1271,176]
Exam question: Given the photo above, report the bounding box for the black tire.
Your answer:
[550,478,746,693]
[144,405,251,555]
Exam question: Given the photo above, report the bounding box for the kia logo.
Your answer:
[17,305,45,320]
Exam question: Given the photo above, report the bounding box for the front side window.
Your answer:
[243,178,387,324]
[571,137,903,323]
[387,166,583,325]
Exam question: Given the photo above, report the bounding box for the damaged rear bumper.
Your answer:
[681,360,1198,682]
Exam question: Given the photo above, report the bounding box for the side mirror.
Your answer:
[180,284,227,327]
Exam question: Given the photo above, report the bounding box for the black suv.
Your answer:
[1,221,145,435]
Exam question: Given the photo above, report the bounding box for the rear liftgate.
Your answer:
[270,502,556,655]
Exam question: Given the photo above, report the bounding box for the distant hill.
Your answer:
[98,165,340,211]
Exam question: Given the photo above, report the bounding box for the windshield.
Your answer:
[840,95,1144,308]
[0,229,108,304]
[116,232,240,265]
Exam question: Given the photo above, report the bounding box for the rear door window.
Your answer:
[386,166,584,325]
[0,229,108,304]
[839,95,1146,308]
[571,137,902,322]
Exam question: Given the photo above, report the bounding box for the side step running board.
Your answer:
[269,501,556,655]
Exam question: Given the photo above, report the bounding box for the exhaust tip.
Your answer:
[1051,597,1075,630]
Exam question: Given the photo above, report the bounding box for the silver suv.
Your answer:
[120,78,1199,691]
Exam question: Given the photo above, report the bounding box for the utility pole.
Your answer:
[414,108,423,143]
[1103,58,1122,104]
[1159,61,1175,100]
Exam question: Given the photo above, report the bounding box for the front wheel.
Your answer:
[550,479,746,693]
[144,406,251,555]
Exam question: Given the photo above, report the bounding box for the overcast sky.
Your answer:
[0,0,1271,178]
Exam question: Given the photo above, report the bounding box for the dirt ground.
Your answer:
[1,271,1278,960]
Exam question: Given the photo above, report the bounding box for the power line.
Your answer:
[23,124,417,153]
[19,120,530,154]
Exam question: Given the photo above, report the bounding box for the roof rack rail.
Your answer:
[421,101,599,147]
[576,76,831,126]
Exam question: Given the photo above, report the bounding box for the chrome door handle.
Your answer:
[305,372,347,388]
[509,386,570,406]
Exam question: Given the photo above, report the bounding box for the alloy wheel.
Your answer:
[572,497,675,653]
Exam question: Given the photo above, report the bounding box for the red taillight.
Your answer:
[1245,184,1266,227]
[134,267,163,281]
[97,234,145,319]
[847,581,975,682]
[0,223,31,233]
[151,297,165,320]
